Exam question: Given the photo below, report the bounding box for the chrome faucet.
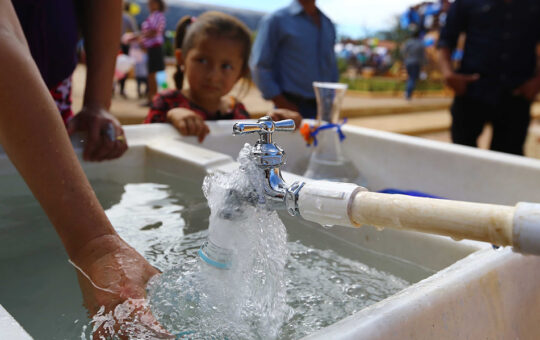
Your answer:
[232,116,305,215]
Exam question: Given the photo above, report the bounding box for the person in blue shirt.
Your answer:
[437,0,540,155]
[249,0,339,119]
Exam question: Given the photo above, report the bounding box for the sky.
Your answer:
[180,0,422,38]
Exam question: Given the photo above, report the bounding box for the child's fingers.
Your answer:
[189,116,206,136]
[197,123,210,143]
[185,117,200,136]
[175,118,188,136]
[184,117,194,135]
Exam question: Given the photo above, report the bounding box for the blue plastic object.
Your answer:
[379,189,444,199]
[156,70,168,89]
[307,118,347,147]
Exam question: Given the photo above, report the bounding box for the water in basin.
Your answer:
[0,162,431,339]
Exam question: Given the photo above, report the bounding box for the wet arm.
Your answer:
[437,0,464,77]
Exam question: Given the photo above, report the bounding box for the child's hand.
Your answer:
[269,109,303,130]
[167,108,210,143]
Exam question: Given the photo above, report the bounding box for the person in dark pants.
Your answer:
[402,29,425,100]
[437,0,540,155]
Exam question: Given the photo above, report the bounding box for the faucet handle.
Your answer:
[274,119,295,132]
[232,116,295,139]
[232,121,263,135]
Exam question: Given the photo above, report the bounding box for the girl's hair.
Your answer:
[150,0,166,12]
[173,11,252,91]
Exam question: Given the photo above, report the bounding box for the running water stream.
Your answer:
[147,144,290,339]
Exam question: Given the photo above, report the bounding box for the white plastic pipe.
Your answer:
[297,181,540,255]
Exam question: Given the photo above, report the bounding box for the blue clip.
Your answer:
[309,118,347,147]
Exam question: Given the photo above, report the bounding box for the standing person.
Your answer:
[249,0,339,119]
[12,0,128,162]
[437,0,540,155]
[0,1,168,338]
[132,44,149,99]
[118,1,139,98]
[402,29,425,100]
[144,12,301,142]
[141,0,166,106]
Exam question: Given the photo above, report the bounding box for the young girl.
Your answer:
[141,0,166,106]
[144,11,301,142]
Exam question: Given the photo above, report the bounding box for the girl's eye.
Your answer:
[222,63,233,71]
[197,58,208,64]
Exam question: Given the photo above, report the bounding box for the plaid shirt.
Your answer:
[141,11,166,48]
[144,90,250,123]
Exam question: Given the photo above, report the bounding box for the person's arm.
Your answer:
[513,73,540,102]
[401,40,408,60]
[436,0,478,95]
[0,2,165,337]
[513,25,540,101]
[329,20,339,83]
[69,0,127,162]
[0,0,116,258]
[249,14,297,111]
[128,13,138,33]
[438,46,479,95]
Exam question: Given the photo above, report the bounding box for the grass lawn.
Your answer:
[341,76,445,93]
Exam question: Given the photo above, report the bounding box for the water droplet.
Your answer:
[451,236,463,242]
[322,224,334,229]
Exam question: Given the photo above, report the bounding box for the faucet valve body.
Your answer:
[233,116,304,214]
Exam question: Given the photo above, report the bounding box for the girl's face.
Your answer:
[148,0,159,12]
[180,35,245,104]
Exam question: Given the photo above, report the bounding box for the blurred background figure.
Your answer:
[402,28,426,100]
[437,0,540,155]
[250,0,338,119]
[132,44,149,99]
[141,0,167,106]
[117,1,139,99]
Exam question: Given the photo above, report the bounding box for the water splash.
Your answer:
[77,144,410,339]
[146,143,290,339]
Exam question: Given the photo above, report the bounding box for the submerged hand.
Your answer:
[167,108,210,143]
[269,108,302,130]
[71,234,172,339]
[68,106,128,162]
